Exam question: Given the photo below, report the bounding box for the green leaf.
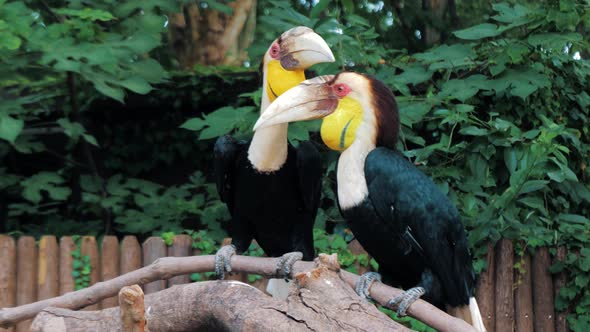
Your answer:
[491,3,531,24]
[180,117,206,131]
[519,180,549,195]
[459,126,488,136]
[527,33,582,50]
[310,0,330,19]
[119,77,153,95]
[53,8,116,21]
[558,214,590,225]
[21,172,72,204]
[453,24,502,40]
[0,114,24,143]
[399,102,432,126]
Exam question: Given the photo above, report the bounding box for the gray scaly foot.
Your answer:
[386,286,425,316]
[275,251,303,280]
[354,272,381,301]
[214,245,236,280]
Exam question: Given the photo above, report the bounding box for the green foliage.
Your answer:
[71,235,92,290]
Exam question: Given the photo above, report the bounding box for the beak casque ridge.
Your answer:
[279,27,335,70]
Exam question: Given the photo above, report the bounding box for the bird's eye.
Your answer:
[270,44,280,59]
[333,83,351,97]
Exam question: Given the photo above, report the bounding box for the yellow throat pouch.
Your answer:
[265,60,306,102]
[320,96,363,151]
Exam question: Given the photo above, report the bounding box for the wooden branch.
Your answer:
[0,254,475,332]
[30,255,407,332]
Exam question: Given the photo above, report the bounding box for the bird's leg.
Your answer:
[274,251,303,280]
[386,286,426,316]
[354,272,382,301]
[214,244,236,280]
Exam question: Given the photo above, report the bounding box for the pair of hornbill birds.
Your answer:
[213,27,485,331]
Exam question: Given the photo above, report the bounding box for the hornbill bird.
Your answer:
[253,72,486,331]
[213,27,334,297]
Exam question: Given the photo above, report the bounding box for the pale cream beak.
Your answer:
[280,28,335,70]
[253,75,338,131]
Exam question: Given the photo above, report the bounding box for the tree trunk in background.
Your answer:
[168,0,257,68]
[422,0,449,47]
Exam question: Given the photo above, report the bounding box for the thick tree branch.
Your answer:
[30,256,408,331]
[0,254,475,332]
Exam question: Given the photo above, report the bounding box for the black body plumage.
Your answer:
[213,135,321,260]
[342,147,475,308]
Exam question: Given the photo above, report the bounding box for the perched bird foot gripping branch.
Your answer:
[355,271,382,301]
[274,251,303,280]
[387,286,427,316]
[214,244,236,280]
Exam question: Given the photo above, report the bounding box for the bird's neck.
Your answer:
[247,64,293,173]
[337,105,378,210]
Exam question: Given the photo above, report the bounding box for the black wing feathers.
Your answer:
[213,135,246,212]
[365,148,474,306]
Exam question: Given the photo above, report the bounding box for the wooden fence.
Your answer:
[0,235,570,332]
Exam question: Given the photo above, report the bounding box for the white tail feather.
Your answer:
[469,297,487,332]
[266,278,291,300]
[447,297,487,332]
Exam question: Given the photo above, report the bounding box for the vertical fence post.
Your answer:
[59,237,75,295]
[16,236,36,332]
[533,247,555,332]
[81,236,100,310]
[515,250,534,332]
[143,237,166,294]
[0,235,16,332]
[167,235,192,287]
[37,236,59,301]
[121,236,142,275]
[476,242,496,332]
[495,239,515,332]
[100,236,120,308]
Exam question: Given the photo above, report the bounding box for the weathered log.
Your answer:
[475,242,495,332]
[16,237,36,332]
[118,285,146,332]
[495,239,514,331]
[553,246,569,332]
[0,254,476,332]
[0,235,16,332]
[30,255,408,332]
[515,251,533,332]
[100,236,120,308]
[533,247,555,332]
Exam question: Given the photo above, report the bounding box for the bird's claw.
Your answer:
[275,251,303,280]
[354,272,381,301]
[214,245,236,280]
[386,286,425,316]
